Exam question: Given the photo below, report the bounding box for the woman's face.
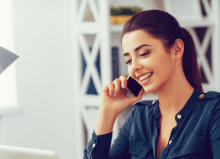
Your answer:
[122,29,176,93]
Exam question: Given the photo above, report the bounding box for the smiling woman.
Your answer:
[123,10,203,91]
[122,29,182,94]
[84,10,220,159]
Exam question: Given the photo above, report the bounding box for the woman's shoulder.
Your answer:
[197,90,220,110]
[199,90,220,103]
[203,90,220,99]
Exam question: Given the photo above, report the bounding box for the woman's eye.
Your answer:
[141,52,150,56]
[125,60,131,64]
[125,52,150,64]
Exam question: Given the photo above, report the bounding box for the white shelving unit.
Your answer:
[71,0,220,158]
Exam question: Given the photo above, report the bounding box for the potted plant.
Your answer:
[110,6,143,25]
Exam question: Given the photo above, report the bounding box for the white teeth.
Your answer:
[142,78,148,83]
[139,72,153,81]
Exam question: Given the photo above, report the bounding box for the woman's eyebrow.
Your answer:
[135,44,151,52]
[123,53,130,57]
[123,44,151,57]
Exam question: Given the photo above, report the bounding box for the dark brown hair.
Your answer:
[122,10,203,92]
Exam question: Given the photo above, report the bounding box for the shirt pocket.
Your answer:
[168,136,206,159]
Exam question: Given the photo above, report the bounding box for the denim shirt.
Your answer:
[84,88,220,159]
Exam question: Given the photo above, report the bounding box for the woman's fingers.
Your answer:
[137,88,144,99]
[126,88,144,105]
[103,75,129,97]
[113,78,121,95]
[105,81,114,96]
[119,75,127,89]
[113,75,128,95]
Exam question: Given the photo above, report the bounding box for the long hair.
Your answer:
[122,10,203,92]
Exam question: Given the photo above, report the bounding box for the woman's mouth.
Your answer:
[139,72,153,84]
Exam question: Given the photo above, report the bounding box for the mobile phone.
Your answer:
[127,75,143,97]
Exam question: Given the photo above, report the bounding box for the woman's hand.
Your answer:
[100,75,144,117]
[95,75,144,135]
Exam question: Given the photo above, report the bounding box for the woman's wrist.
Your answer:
[94,110,118,135]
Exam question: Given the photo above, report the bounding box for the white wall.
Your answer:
[1,0,76,159]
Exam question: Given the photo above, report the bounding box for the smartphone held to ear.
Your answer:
[127,75,143,97]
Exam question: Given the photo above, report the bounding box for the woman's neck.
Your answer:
[156,71,194,116]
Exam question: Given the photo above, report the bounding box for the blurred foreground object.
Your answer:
[0,46,19,74]
[0,145,58,159]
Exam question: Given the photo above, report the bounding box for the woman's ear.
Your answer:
[172,39,184,60]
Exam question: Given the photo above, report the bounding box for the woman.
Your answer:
[84,10,220,159]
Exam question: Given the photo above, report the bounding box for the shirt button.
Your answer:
[199,94,204,98]
[177,114,181,119]
[92,143,96,148]
[169,140,172,144]
[152,100,155,104]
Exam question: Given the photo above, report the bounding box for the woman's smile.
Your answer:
[139,72,153,85]
[136,72,153,85]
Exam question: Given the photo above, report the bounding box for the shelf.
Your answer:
[110,25,124,32]
[110,19,214,33]
[180,20,214,28]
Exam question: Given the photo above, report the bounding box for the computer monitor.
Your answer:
[0,145,59,159]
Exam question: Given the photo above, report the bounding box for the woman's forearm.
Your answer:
[94,110,118,135]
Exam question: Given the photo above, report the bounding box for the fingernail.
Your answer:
[114,93,118,97]
[122,84,126,88]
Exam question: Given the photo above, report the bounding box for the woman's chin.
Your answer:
[143,86,157,94]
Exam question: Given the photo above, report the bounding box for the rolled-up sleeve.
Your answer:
[83,131,112,159]
[209,97,220,158]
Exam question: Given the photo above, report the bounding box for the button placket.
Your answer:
[169,140,172,145]
[92,143,96,148]
[152,100,156,105]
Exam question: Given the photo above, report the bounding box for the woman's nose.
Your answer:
[131,59,142,71]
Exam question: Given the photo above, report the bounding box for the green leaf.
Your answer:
[110,6,143,15]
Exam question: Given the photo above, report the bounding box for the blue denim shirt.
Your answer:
[84,88,220,159]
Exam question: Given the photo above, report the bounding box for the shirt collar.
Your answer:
[153,87,203,121]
